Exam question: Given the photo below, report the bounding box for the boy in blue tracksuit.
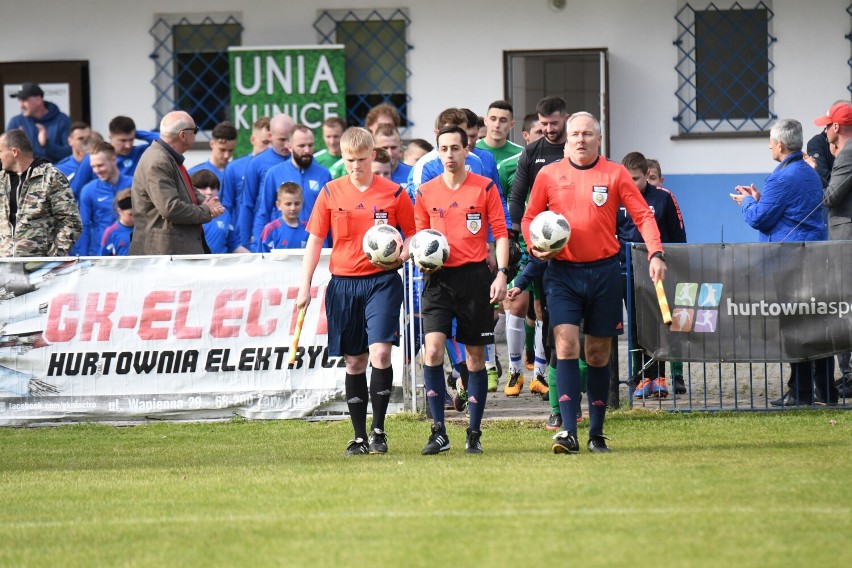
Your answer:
[257,182,310,252]
[100,189,134,256]
[618,151,687,398]
[190,170,248,254]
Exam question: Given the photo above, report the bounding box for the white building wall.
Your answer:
[1,0,849,176]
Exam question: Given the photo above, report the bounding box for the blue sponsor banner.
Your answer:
[632,242,852,363]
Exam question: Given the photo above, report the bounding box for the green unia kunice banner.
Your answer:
[228,45,346,157]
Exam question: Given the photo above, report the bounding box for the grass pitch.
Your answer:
[2,410,851,567]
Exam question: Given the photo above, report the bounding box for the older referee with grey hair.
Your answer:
[130,111,224,255]
[730,118,838,406]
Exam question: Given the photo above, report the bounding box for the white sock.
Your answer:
[485,343,496,367]
[534,320,547,377]
[506,312,525,373]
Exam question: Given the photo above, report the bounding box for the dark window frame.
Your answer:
[314,8,412,129]
[673,2,776,139]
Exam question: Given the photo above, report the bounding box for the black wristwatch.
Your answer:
[650,251,666,262]
[497,267,509,276]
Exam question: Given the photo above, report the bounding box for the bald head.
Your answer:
[159,111,196,154]
[269,114,295,156]
[160,112,193,141]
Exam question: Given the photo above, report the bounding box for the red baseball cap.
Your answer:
[814,102,852,127]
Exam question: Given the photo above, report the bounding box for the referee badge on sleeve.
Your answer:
[466,212,482,234]
[592,186,608,206]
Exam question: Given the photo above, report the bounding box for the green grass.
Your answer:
[2,410,851,567]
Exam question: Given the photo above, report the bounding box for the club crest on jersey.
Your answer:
[466,212,482,235]
[374,210,388,225]
[592,185,608,206]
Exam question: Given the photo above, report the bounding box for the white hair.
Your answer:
[567,111,601,134]
[159,111,193,141]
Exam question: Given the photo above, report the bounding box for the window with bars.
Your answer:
[314,9,412,128]
[150,14,243,136]
[674,2,776,136]
[848,2,852,95]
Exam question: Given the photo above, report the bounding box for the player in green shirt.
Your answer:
[312,117,345,170]
[496,112,543,200]
[475,100,524,182]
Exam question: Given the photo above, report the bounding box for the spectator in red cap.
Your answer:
[6,83,71,163]
[814,101,852,239]
[813,100,852,398]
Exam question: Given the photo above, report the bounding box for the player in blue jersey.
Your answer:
[237,114,294,248]
[219,116,271,232]
[257,182,310,252]
[71,116,157,201]
[408,108,510,223]
[76,142,134,255]
[373,123,412,188]
[371,148,393,179]
[189,121,238,182]
[190,170,249,254]
[54,121,91,182]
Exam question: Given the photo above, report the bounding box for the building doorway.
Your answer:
[504,49,609,156]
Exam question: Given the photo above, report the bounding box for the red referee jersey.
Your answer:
[522,156,662,263]
[307,175,416,276]
[415,172,507,267]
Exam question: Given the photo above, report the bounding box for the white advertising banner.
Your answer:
[0,252,404,424]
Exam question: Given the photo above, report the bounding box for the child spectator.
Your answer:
[645,158,687,393]
[99,189,134,256]
[647,158,665,188]
[190,170,248,254]
[371,148,393,179]
[257,182,310,252]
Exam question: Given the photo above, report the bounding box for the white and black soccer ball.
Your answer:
[529,211,571,252]
[362,224,404,264]
[409,229,450,271]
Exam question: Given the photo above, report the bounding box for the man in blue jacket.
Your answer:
[731,118,839,406]
[6,83,71,163]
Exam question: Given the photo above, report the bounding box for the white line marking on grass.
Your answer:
[3,505,850,529]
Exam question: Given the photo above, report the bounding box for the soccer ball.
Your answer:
[529,211,571,252]
[362,224,403,264]
[409,229,450,271]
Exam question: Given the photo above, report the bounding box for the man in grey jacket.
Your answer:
[814,101,852,397]
[130,111,224,255]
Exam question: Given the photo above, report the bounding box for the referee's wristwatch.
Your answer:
[650,251,666,262]
[497,267,509,276]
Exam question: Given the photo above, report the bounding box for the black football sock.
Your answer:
[369,366,393,432]
[586,364,610,438]
[345,372,369,440]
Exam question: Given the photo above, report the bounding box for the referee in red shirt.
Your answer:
[415,125,510,455]
[522,112,666,454]
[296,127,416,457]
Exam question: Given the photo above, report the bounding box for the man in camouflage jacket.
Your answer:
[0,129,81,257]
